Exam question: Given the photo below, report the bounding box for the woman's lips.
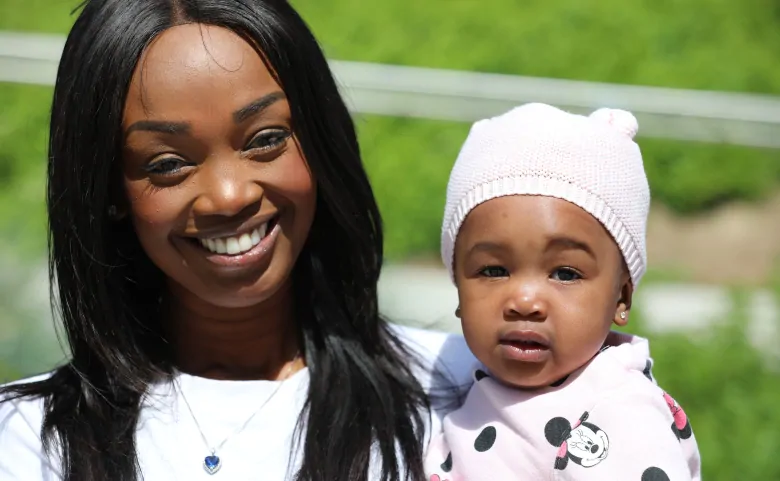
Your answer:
[181,219,282,271]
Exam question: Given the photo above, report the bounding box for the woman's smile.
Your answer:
[178,212,282,271]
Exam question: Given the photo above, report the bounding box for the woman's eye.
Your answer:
[245,128,290,152]
[479,266,509,278]
[144,157,188,175]
[551,267,582,282]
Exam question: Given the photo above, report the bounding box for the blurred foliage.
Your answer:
[0,3,779,478]
[295,0,780,258]
[1,0,779,260]
[0,362,19,385]
[0,84,50,257]
[624,302,780,481]
[0,0,76,33]
[356,115,780,259]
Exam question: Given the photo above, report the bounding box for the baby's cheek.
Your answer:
[554,324,607,370]
[460,308,492,353]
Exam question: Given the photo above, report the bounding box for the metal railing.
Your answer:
[2,31,780,148]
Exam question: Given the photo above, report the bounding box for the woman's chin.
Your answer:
[166,258,295,310]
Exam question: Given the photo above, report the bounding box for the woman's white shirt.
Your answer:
[0,325,475,480]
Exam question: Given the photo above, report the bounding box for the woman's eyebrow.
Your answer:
[233,91,286,123]
[125,120,191,137]
[123,91,286,138]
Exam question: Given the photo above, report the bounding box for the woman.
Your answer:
[0,1,474,480]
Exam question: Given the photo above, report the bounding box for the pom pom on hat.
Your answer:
[441,103,651,286]
[588,108,639,139]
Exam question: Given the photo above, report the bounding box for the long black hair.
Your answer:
[1,1,430,479]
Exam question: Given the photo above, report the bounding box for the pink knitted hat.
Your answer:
[441,103,650,286]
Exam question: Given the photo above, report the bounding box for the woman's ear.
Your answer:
[108,170,129,221]
[108,204,128,221]
[613,277,634,327]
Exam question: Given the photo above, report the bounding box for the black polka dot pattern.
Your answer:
[475,370,489,381]
[544,417,571,447]
[474,426,497,452]
[641,467,670,481]
[440,452,452,472]
[671,420,693,441]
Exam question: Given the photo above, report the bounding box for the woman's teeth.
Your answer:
[199,223,268,255]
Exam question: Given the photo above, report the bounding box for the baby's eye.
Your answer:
[551,267,582,282]
[144,157,188,175]
[479,266,509,278]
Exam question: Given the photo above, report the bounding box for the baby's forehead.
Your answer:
[455,195,619,257]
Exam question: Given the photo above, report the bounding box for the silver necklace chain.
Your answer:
[175,351,300,474]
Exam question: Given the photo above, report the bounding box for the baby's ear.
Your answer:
[613,276,633,327]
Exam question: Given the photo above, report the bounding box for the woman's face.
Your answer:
[121,24,316,309]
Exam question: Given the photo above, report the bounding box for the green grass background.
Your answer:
[1,1,780,478]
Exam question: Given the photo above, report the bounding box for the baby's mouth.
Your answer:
[499,330,552,350]
[500,339,550,351]
[497,329,552,363]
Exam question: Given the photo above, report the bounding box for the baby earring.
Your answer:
[455,306,461,318]
[620,311,627,320]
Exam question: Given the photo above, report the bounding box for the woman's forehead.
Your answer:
[124,23,281,122]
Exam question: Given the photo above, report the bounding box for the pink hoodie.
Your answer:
[425,335,701,481]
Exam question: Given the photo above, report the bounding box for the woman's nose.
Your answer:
[191,161,264,217]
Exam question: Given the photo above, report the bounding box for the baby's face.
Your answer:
[453,195,632,389]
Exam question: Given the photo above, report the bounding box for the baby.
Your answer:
[426,103,701,480]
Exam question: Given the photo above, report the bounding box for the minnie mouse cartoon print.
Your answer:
[663,392,692,440]
[545,411,609,470]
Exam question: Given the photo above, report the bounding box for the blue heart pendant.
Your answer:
[204,455,221,475]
